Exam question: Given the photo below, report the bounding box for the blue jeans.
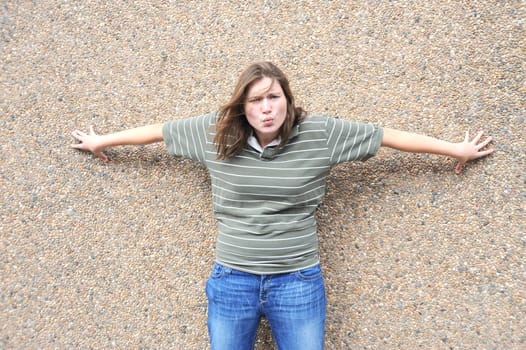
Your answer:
[206,262,326,350]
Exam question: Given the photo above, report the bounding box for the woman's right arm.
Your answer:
[71,123,164,162]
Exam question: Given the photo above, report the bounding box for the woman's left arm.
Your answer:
[381,128,494,174]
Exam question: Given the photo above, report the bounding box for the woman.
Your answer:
[71,62,493,349]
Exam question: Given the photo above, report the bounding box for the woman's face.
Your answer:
[244,76,287,148]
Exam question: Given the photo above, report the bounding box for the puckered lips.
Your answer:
[261,116,274,125]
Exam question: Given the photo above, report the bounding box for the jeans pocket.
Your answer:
[295,264,323,281]
[210,262,226,279]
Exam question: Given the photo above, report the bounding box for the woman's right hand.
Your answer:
[71,125,109,162]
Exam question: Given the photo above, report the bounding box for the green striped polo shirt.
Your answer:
[163,113,383,274]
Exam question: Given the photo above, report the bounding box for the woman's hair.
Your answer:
[214,62,306,159]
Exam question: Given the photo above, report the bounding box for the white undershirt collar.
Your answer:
[247,134,281,153]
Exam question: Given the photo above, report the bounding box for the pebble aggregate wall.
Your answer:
[1,1,524,349]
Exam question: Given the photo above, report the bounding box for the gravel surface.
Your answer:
[1,1,524,349]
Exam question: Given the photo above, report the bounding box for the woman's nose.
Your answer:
[262,97,271,112]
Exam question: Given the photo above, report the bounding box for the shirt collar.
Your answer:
[247,124,300,154]
[247,134,281,153]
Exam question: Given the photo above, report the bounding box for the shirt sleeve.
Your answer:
[162,112,217,163]
[325,117,384,165]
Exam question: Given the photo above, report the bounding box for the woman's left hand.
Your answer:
[454,130,494,174]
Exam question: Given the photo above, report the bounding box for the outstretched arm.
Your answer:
[71,124,164,162]
[381,128,494,174]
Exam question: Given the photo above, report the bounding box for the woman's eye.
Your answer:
[247,94,280,103]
